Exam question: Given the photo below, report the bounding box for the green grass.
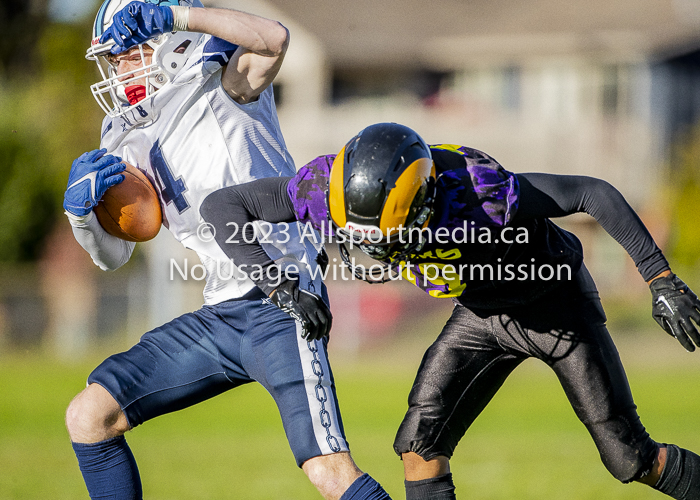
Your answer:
[1,334,699,500]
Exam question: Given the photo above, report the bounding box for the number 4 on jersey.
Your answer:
[150,141,190,214]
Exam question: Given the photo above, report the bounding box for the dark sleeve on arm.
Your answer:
[513,173,669,282]
[200,176,296,295]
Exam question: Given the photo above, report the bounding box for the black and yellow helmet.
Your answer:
[328,123,436,281]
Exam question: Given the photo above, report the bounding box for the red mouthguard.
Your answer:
[124,85,146,105]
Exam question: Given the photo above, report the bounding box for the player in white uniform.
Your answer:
[63,2,392,499]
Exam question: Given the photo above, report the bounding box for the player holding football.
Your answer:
[201,122,700,500]
[63,1,392,499]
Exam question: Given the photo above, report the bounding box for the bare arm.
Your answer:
[187,7,289,103]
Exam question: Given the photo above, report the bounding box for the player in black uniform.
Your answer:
[200,122,700,500]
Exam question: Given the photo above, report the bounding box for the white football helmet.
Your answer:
[86,0,204,118]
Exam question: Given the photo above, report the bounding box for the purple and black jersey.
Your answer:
[288,154,335,233]
[203,143,668,308]
[287,146,519,235]
[288,145,585,308]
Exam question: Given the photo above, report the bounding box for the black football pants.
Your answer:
[394,265,658,483]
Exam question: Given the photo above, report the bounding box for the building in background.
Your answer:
[168,0,700,345]
[4,0,700,354]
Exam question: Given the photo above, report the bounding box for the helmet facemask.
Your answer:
[86,0,203,118]
[87,40,156,115]
[335,192,435,284]
[359,200,434,260]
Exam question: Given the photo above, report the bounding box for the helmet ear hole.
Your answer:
[174,40,192,54]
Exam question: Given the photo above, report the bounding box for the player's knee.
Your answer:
[66,383,128,443]
[588,421,658,483]
[602,457,644,483]
[302,452,362,496]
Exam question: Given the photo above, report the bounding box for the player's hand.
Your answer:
[650,273,700,352]
[99,1,174,54]
[270,280,332,341]
[63,149,125,216]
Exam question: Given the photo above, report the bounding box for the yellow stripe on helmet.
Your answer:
[328,147,347,228]
[430,144,463,154]
[379,158,434,235]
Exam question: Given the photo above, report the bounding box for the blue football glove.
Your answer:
[64,149,126,216]
[650,273,700,352]
[99,1,174,54]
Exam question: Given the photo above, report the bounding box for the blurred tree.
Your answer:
[0,0,48,76]
[0,16,104,261]
[668,125,700,270]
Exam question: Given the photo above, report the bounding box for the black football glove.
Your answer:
[316,249,330,274]
[650,273,700,352]
[270,279,332,341]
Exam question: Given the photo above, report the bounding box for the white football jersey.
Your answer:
[99,35,323,304]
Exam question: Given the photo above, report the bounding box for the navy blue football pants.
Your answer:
[89,288,348,466]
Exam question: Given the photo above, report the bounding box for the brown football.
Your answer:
[94,162,162,242]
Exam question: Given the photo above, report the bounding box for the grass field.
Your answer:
[1,332,700,500]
